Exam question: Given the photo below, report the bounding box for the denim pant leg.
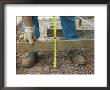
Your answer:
[32,16,40,39]
[60,16,79,39]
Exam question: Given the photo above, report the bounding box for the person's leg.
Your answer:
[60,17,86,65]
[60,16,79,40]
[32,16,40,39]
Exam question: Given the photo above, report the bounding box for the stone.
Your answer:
[73,55,86,65]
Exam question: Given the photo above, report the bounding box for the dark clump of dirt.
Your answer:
[16,48,94,74]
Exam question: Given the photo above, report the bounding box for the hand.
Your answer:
[24,27,34,45]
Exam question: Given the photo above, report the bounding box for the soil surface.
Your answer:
[16,48,94,74]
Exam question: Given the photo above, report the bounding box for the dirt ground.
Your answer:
[16,48,94,74]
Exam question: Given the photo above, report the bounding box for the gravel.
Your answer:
[16,48,94,74]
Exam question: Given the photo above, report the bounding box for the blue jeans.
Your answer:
[32,16,40,39]
[22,16,79,39]
[60,16,79,39]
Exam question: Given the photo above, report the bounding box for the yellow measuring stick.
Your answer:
[53,16,57,69]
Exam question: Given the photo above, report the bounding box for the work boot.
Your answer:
[21,51,38,68]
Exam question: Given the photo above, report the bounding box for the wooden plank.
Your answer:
[16,41,53,53]
[57,39,94,51]
[16,39,94,53]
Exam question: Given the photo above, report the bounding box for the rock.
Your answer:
[73,55,86,65]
